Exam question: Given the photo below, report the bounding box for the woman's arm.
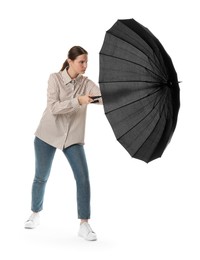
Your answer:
[47,74,81,115]
[87,79,103,104]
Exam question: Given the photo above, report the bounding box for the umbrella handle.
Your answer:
[90,95,102,100]
[91,100,99,103]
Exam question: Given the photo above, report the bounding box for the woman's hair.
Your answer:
[60,46,88,71]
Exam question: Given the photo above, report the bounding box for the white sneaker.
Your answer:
[78,222,97,241]
[24,213,40,229]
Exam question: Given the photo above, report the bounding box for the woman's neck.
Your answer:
[67,67,78,79]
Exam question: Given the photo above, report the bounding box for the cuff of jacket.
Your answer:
[71,97,81,111]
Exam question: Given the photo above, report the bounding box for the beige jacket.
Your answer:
[35,69,102,149]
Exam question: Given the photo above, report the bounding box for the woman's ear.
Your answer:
[68,59,72,66]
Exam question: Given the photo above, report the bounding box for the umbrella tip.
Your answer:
[167,80,181,87]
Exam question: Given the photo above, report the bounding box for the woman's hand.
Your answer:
[78,95,93,105]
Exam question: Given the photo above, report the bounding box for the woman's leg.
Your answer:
[63,144,90,220]
[31,137,56,212]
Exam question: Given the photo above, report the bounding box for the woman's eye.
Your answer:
[80,61,87,64]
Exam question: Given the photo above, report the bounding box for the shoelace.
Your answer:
[83,223,95,234]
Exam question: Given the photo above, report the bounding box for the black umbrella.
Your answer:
[99,18,180,163]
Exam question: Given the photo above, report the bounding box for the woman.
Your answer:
[25,46,102,241]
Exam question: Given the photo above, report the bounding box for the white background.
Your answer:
[0,0,199,259]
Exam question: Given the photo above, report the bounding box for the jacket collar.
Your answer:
[61,69,82,85]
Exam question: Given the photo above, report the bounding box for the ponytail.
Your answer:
[60,59,69,71]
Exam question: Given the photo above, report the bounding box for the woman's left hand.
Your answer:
[78,95,93,105]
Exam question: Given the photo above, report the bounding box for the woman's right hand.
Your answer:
[78,95,93,105]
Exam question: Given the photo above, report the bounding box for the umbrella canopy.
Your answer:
[99,18,180,163]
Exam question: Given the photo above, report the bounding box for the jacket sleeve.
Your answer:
[47,74,80,115]
[86,79,103,104]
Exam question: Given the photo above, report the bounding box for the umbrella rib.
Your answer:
[105,87,163,114]
[100,53,165,82]
[99,80,162,84]
[105,31,167,79]
[132,91,170,159]
[117,89,168,142]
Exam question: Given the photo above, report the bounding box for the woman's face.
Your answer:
[68,54,88,75]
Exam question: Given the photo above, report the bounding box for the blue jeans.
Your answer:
[31,137,90,219]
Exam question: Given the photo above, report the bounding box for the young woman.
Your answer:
[25,46,102,241]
